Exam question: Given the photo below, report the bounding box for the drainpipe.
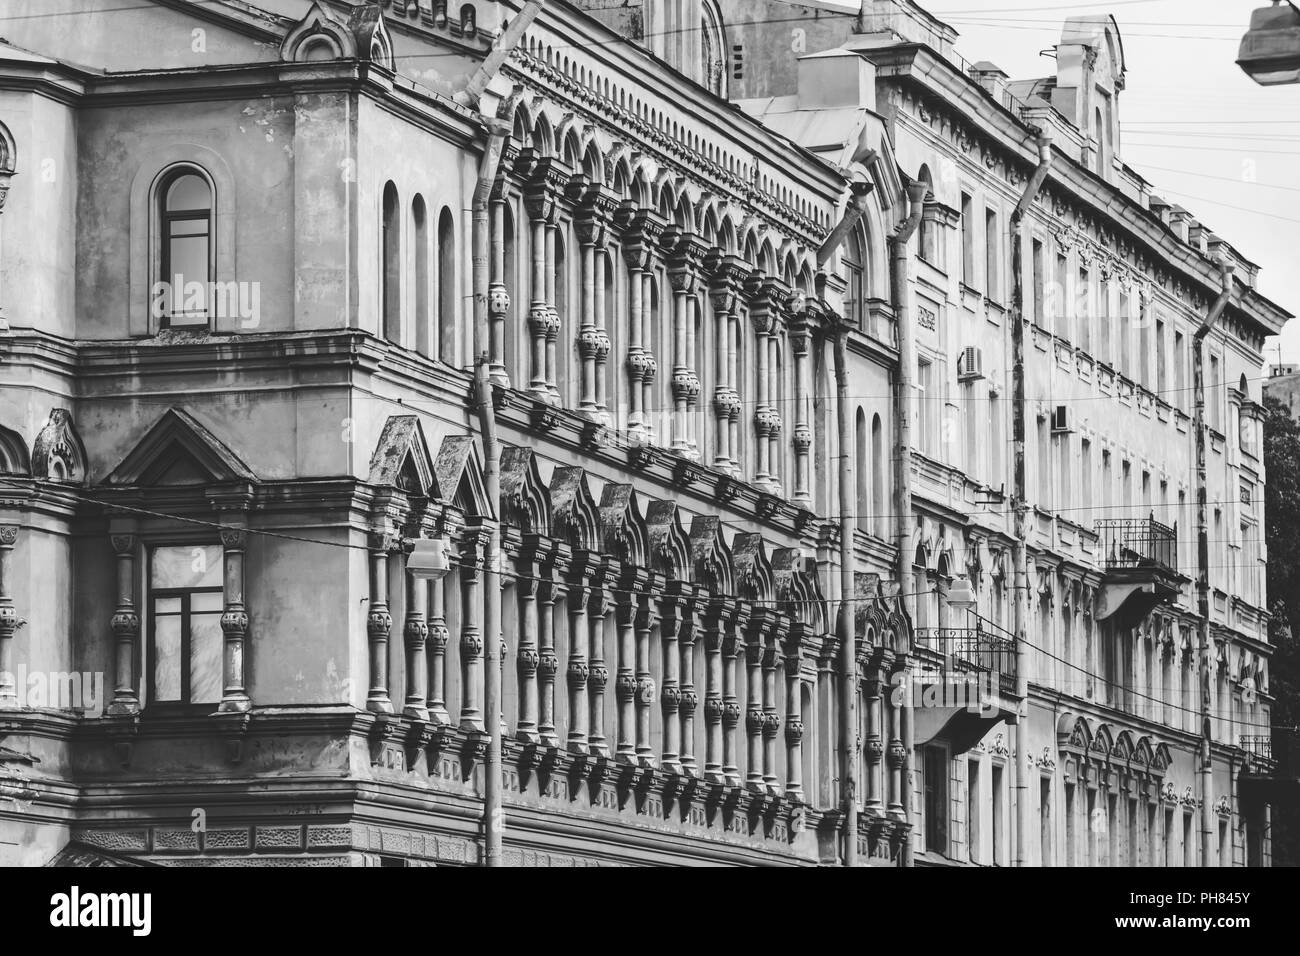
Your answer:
[463,0,546,869]
[889,177,927,867]
[1194,257,1233,866]
[1009,130,1051,868]
[455,1,548,108]
[823,179,873,866]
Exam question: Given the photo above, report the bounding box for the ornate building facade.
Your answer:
[0,0,913,866]
[720,0,1291,865]
[0,0,1289,869]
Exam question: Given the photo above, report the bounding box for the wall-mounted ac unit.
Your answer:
[958,346,985,381]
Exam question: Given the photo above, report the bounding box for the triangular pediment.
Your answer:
[433,435,493,518]
[369,415,434,496]
[104,408,256,487]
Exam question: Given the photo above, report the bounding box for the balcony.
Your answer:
[1093,515,1184,631]
[911,626,1020,754]
[1240,729,1300,806]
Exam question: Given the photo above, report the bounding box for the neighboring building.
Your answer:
[717,0,1291,865]
[1264,363,1300,418]
[0,0,909,866]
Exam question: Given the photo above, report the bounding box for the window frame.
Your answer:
[144,543,225,711]
[157,165,215,330]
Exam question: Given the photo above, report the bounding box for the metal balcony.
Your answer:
[1239,729,1300,805]
[911,626,1019,754]
[1094,514,1185,631]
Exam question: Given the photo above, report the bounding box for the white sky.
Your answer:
[922,0,1300,367]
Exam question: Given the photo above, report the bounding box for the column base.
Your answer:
[366,697,395,715]
[105,697,141,717]
[218,694,253,714]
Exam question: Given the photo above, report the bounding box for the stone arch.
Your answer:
[549,465,600,551]
[645,500,691,582]
[0,424,29,476]
[599,483,649,568]
[499,445,551,535]
[31,409,87,485]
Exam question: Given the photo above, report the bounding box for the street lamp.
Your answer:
[1238,2,1300,86]
[945,575,978,612]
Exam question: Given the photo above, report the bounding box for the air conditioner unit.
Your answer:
[1051,404,1073,433]
[958,346,985,381]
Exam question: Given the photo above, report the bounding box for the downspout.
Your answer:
[1194,257,1233,867]
[1009,131,1051,868]
[889,177,927,867]
[823,179,874,867]
[463,0,546,869]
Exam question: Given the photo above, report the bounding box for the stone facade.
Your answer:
[0,0,1289,868]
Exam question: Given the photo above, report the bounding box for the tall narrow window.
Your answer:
[1210,353,1222,431]
[1174,330,1187,411]
[992,763,1005,865]
[989,392,1003,488]
[855,407,869,533]
[960,192,974,286]
[413,195,430,357]
[1156,318,1167,394]
[1054,251,1069,340]
[1098,277,1111,366]
[160,169,213,328]
[382,182,401,344]
[872,414,886,538]
[984,207,999,299]
[1031,238,1044,325]
[923,745,949,855]
[148,544,224,706]
[1037,415,1051,505]
[437,207,456,364]
[968,760,982,863]
[917,166,937,264]
[845,226,866,330]
[1077,268,1091,353]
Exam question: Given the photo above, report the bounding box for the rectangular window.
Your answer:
[1164,808,1175,866]
[1037,416,1051,505]
[1098,277,1111,366]
[968,760,982,863]
[1056,431,1071,512]
[1040,778,1052,866]
[1054,251,1069,340]
[1156,318,1166,394]
[919,358,937,458]
[1065,782,1077,866]
[989,392,1003,488]
[1175,331,1187,411]
[963,381,979,479]
[1128,797,1138,867]
[961,192,975,286]
[1184,813,1195,867]
[1147,803,1158,867]
[1102,449,1113,509]
[1077,268,1091,353]
[923,745,949,854]
[985,207,1000,299]
[992,763,1006,865]
[1031,238,1045,325]
[148,544,224,706]
[1081,439,1093,519]
[1210,354,1222,431]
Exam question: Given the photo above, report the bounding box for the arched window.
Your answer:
[159,167,213,328]
[1095,107,1108,175]
[413,195,430,357]
[844,223,866,330]
[701,1,727,97]
[381,182,401,343]
[917,165,937,264]
[437,207,456,364]
[872,413,886,538]
[855,407,869,532]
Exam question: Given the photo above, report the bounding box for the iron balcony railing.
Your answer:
[914,626,1018,698]
[1241,729,1300,776]
[1096,514,1177,572]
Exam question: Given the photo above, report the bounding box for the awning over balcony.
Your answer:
[910,627,1019,754]
[1094,516,1185,631]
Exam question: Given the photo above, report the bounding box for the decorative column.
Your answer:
[701,597,734,785]
[864,650,892,814]
[744,610,767,792]
[105,528,140,716]
[659,584,688,775]
[723,603,751,787]
[218,526,251,714]
[614,571,644,764]
[544,217,562,404]
[708,258,746,474]
[426,570,451,726]
[763,616,788,796]
[729,298,744,476]
[366,528,398,715]
[538,544,569,749]
[512,538,544,744]
[0,526,18,708]
[789,307,813,507]
[487,175,512,388]
[886,660,907,820]
[524,165,560,402]
[457,524,489,733]
[576,188,614,422]
[678,587,702,777]
[748,278,777,492]
[565,552,595,754]
[634,575,661,767]
[668,233,704,458]
[783,624,808,801]
[587,560,614,758]
[401,541,430,722]
[621,215,651,441]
